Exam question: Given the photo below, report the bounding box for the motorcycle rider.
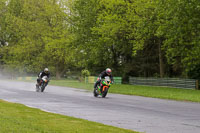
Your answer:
[36,68,50,87]
[94,68,114,90]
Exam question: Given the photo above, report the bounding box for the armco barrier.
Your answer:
[129,77,198,89]
[17,77,37,81]
[114,77,122,84]
[85,76,122,84]
[85,76,98,84]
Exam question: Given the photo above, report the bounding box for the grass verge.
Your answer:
[0,100,137,133]
[49,80,200,102]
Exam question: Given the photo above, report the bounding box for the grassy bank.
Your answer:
[0,100,137,133]
[49,80,200,102]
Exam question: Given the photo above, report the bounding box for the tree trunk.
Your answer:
[111,44,119,70]
[56,71,61,80]
[55,65,66,80]
[158,38,164,78]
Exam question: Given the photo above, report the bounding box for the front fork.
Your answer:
[97,86,102,96]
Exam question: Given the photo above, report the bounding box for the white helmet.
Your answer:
[106,68,112,75]
[44,68,49,73]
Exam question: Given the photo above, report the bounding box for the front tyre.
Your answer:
[41,86,45,92]
[41,82,46,92]
[102,88,108,98]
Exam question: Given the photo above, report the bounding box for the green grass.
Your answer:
[0,100,137,133]
[49,80,200,102]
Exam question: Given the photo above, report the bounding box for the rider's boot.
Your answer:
[36,83,39,88]
[100,86,103,93]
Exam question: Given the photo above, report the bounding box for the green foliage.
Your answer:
[92,0,133,65]
[0,0,8,47]
[69,0,101,69]
[187,64,200,79]
[81,69,90,77]
[2,0,200,78]
[157,0,200,72]
[1,0,75,78]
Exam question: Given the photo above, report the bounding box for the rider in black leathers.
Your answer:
[36,68,50,87]
[94,68,114,89]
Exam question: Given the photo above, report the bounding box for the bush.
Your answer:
[81,69,90,77]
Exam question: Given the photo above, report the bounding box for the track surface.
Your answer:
[0,80,200,133]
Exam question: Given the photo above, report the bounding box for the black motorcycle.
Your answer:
[36,76,49,92]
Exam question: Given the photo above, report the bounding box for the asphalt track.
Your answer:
[0,80,200,133]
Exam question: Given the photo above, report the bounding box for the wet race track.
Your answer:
[0,80,200,133]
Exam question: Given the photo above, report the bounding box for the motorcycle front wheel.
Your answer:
[102,88,108,98]
[40,82,46,92]
[41,85,45,92]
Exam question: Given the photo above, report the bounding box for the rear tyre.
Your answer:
[93,87,98,97]
[36,84,39,92]
[36,87,39,92]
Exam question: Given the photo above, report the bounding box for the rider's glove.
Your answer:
[98,77,101,81]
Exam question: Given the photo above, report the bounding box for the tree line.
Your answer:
[0,0,200,80]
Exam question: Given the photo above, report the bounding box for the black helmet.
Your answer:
[106,68,112,75]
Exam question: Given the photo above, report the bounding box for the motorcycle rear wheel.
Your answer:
[93,87,98,97]
[36,84,39,92]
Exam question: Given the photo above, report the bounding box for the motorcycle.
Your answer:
[36,76,49,92]
[93,76,112,98]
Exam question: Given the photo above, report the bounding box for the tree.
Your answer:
[1,0,75,78]
[127,0,167,77]
[0,0,8,47]
[157,0,200,76]
[69,0,103,74]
